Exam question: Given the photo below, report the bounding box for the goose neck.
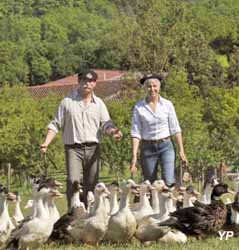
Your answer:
[71,191,81,208]
[119,191,130,209]
[158,194,168,217]
[110,192,119,214]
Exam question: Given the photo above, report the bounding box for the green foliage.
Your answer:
[0,86,65,183]
[1,0,239,181]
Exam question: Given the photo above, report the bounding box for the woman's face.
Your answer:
[145,79,160,97]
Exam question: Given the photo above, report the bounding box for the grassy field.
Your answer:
[40,237,239,250]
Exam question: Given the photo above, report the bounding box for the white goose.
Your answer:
[86,191,95,214]
[131,180,154,223]
[183,185,200,208]
[107,181,120,215]
[12,192,24,227]
[104,179,139,243]
[68,182,110,245]
[201,176,219,204]
[135,189,187,244]
[0,185,16,244]
[6,184,53,250]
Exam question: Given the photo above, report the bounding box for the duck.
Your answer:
[0,185,16,244]
[6,184,54,250]
[12,192,24,227]
[68,182,110,245]
[158,183,235,239]
[49,180,86,243]
[131,180,154,223]
[104,179,139,243]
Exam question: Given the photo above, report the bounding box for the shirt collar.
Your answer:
[144,95,163,105]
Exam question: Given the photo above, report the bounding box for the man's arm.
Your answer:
[40,129,57,153]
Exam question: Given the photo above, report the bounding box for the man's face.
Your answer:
[78,78,96,93]
[145,79,160,97]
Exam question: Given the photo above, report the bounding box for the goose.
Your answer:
[12,192,24,227]
[0,185,16,244]
[131,180,154,223]
[134,189,186,244]
[68,182,110,245]
[70,181,84,210]
[44,188,62,225]
[222,191,239,236]
[107,181,120,215]
[158,183,235,239]
[49,181,86,244]
[6,184,54,250]
[183,186,200,208]
[86,191,95,214]
[104,179,139,243]
[201,175,219,204]
[175,186,186,210]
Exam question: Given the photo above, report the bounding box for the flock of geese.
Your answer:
[0,176,239,249]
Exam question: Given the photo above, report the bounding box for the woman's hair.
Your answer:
[144,78,161,86]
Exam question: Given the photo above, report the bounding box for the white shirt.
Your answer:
[48,90,113,145]
[131,96,181,140]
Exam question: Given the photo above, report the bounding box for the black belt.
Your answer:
[142,137,170,144]
[66,142,98,148]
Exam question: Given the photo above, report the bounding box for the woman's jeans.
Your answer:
[140,139,175,186]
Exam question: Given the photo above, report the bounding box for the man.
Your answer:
[40,70,122,208]
[129,73,187,187]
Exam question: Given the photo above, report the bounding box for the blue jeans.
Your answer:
[140,139,176,186]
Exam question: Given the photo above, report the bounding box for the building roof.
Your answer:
[27,69,125,99]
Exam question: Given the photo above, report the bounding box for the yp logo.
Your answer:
[218,231,234,240]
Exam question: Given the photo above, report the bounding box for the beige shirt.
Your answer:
[48,90,113,145]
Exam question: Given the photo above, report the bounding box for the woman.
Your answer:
[130,74,187,187]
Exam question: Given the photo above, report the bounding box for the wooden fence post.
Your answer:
[7,163,11,190]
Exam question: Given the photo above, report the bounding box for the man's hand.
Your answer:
[110,128,123,140]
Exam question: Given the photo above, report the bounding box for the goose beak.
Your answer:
[50,189,63,198]
[193,190,200,197]
[24,200,34,209]
[104,188,111,196]
[131,185,140,195]
[54,180,63,188]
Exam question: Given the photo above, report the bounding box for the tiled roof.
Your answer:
[27,70,126,99]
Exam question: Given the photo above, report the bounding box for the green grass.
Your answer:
[38,237,239,250]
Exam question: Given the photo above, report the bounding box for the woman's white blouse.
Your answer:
[131,96,181,140]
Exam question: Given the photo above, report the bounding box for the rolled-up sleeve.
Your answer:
[168,102,181,135]
[131,106,142,139]
[48,100,65,133]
